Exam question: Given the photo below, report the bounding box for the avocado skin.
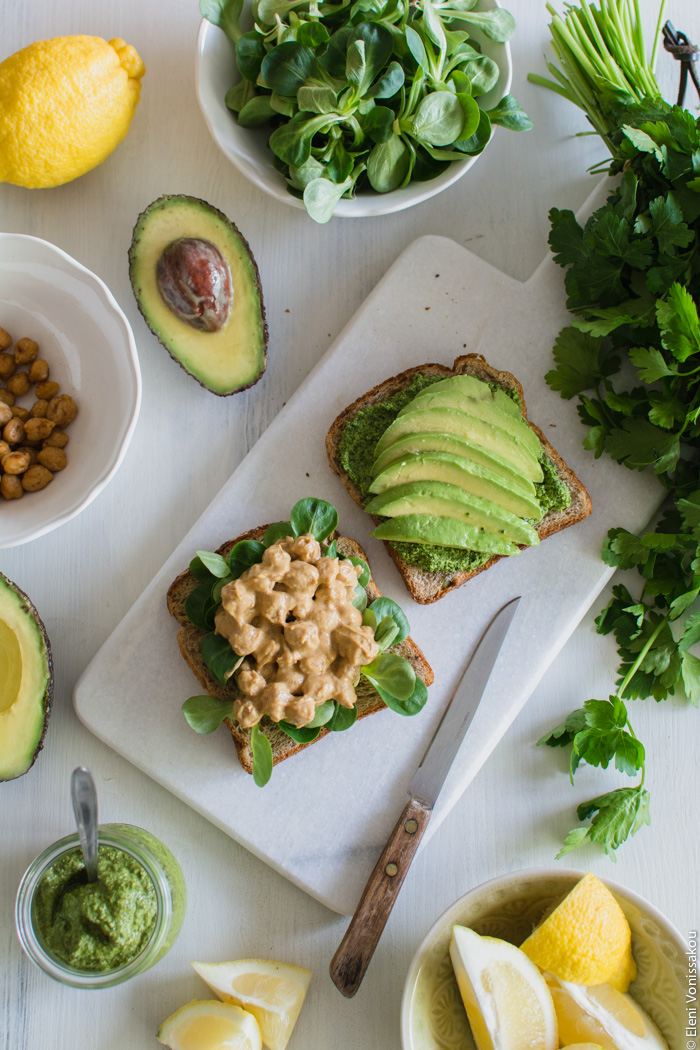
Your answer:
[0,573,53,781]
[128,195,268,397]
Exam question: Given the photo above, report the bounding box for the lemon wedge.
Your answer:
[191,959,311,1050]
[157,1000,262,1050]
[520,873,637,992]
[547,975,669,1050]
[449,925,558,1050]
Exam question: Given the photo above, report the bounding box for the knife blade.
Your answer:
[329,596,521,998]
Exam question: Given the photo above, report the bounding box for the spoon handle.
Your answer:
[71,767,99,883]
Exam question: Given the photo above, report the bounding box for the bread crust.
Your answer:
[167,527,433,774]
[325,354,592,604]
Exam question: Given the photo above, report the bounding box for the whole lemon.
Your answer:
[0,36,145,188]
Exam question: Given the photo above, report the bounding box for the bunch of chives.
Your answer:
[529,0,666,157]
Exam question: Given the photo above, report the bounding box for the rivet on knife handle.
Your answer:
[329,796,431,998]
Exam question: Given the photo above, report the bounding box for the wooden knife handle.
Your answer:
[329,797,432,998]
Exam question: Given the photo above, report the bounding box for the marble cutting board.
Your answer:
[74,211,663,916]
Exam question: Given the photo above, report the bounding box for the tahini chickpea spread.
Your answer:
[214,534,379,728]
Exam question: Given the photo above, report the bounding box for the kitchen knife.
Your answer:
[329,595,521,998]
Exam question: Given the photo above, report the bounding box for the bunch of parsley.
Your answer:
[535,82,700,855]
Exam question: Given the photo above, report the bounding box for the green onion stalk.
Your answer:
[528,0,667,159]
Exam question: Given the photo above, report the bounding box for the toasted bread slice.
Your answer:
[167,526,433,774]
[326,354,592,604]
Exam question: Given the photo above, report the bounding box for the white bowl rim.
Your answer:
[0,232,142,548]
[194,5,513,218]
[399,864,688,1050]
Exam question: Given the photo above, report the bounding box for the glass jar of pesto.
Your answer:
[15,822,186,989]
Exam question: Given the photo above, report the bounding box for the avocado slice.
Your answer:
[365,481,540,546]
[374,407,543,483]
[398,374,523,419]
[0,574,53,781]
[371,514,520,556]
[371,431,537,496]
[129,195,267,396]
[369,451,544,520]
[397,391,542,460]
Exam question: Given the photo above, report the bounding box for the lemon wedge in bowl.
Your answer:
[191,959,311,1050]
[547,976,669,1050]
[449,925,558,1050]
[520,872,637,992]
[157,1000,262,1050]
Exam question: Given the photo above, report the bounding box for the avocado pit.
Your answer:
[156,237,232,333]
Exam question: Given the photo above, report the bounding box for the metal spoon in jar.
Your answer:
[71,766,99,883]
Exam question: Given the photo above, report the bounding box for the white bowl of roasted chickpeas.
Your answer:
[0,233,142,548]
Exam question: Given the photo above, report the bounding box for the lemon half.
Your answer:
[192,959,311,1050]
[0,35,144,188]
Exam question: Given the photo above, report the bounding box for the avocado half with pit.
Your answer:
[0,573,53,781]
[129,195,267,395]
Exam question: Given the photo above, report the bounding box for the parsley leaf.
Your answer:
[557,786,651,859]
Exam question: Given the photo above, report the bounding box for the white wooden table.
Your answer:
[2,2,698,1048]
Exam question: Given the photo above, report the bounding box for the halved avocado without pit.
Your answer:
[129,195,267,396]
[0,574,53,781]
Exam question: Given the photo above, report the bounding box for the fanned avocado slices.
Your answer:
[129,195,267,396]
[371,431,537,496]
[370,451,544,521]
[365,481,540,546]
[0,574,53,781]
[374,407,544,484]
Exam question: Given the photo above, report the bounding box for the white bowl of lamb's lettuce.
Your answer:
[196,0,529,222]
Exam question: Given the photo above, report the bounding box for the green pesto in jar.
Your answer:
[337,372,570,574]
[34,845,158,972]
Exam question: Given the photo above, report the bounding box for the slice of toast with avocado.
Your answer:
[325,354,592,605]
[167,525,433,777]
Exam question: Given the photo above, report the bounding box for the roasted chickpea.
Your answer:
[24,416,55,442]
[46,394,78,427]
[14,337,39,364]
[0,389,15,407]
[6,371,30,397]
[12,406,30,422]
[22,465,53,491]
[29,399,48,418]
[43,429,69,449]
[35,380,60,400]
[0,353,16,379]
[18,445,39,466]
[0,328,12,353]
[37,446,66,471]
[1,473,23,499]
[0,440,10,458]
[2,450,31,475]
[0,402,13,427]
[3,418,25,444]
[28,359,50,383]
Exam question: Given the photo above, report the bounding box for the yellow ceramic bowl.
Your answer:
[400,867,688,1050]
